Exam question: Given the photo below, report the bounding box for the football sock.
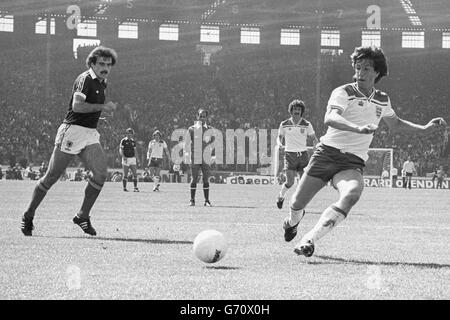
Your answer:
[279,183,291,198]
[133,178,137,188]
[25,181,50,218]
[203,183,209,201]
[154,176,160,188]
[289,206,305,226]
[122,179,127,189]
[77,181,102,219]
[190,183,196,200]
[303,205,347,243]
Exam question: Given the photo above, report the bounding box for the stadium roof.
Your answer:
[1,0,449,29]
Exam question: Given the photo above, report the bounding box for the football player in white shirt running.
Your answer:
[147,130,171,191]
[282,46,447,257]
[276,99,319,209]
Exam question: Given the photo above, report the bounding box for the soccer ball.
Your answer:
[193,229,228,263]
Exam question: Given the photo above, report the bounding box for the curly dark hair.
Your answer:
[86,46,118,68]
[350,46,388,83]
[288,99,305,116]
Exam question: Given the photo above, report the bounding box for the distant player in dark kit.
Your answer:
[120,128,139,192]
[20,46,118,236]
[186,108,214,206]
[147,130,171,192]
[276,99,319,209]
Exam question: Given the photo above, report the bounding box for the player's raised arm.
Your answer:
[383,114,447,133]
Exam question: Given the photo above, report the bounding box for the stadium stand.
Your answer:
[0,13,449,177]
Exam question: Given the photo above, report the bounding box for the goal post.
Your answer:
[365,148,394,188]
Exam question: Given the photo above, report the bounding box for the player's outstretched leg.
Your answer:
[294,169,362,257]
[21,181,50,236]
[294,205,346,257]
[283,174,326,242]
[21,148,73,236]
[283,207,305,242]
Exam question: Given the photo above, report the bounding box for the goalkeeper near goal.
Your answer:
[282,45,447,257]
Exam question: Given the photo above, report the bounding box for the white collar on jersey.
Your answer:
[88,68,97,79]
[88,68,107,83]
[353,83,375,100]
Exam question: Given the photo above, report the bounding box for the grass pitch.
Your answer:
[0,180,449,300]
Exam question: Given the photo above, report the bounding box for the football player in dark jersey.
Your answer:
[21,46,118,236]
[119,128,139,192]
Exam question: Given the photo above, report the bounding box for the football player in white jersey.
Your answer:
[282,46,447,257]
[147,130,171,191]
[276,99,319,209]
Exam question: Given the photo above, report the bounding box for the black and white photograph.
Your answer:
[0,0,449,305]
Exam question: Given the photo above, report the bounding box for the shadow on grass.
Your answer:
[39,235,193,245]
[211,206,257,209]
[315,255,450,269]
[205,266,241,270]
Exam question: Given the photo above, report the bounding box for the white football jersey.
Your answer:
[279,118,315,152]
[320,83,396,161]
[147,140,167,159]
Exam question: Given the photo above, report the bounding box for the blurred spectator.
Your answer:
[436,166,446,189]
[39,161,48,178]
[25,164,38,180]
[402,157,415,189]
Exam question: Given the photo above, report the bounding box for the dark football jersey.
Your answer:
[121,137,136,157]
[64,69,107,129]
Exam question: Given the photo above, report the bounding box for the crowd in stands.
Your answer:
[1,35,449,178]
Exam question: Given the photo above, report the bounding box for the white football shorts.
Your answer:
[55,124,100,155]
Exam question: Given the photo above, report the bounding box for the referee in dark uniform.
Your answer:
[21,46,118,236]
[186,108,214,207]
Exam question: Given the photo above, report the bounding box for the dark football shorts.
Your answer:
[149,157,163,168]
[190,163,210,178]
[283,151,309,172]
[305,143,365,182]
